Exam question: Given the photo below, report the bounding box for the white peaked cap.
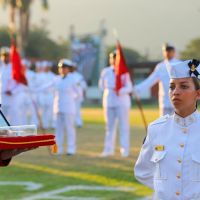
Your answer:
[167,59,200,79]
[58,59,74,68]
[22,58,31,68]
[35,61,42,69]
[41,60,49,68]
[47,61,53,67]
[0,46,10,55]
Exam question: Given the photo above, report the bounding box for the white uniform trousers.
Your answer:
[75,99,83,127]
[55,112,76,154]
[103,106,130,155]
[42,103,54,129]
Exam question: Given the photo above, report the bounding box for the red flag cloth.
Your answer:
[114,41,129,93]
[10,42,28,85]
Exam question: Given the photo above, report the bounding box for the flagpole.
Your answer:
[112,29,148,132]
[132,92,148,131]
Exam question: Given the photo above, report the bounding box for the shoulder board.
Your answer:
[150,114,170,126]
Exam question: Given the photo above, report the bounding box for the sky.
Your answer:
[0,0,200,60]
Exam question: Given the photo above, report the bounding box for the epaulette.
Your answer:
[150,114,170,126]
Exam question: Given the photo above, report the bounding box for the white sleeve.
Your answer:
[98,70,105,91]
[32,76,59,92]
[134,64,160,94]
[134,126,154,189]
[118,73,133,95]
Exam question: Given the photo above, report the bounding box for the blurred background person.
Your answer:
[34,59,79,155]
[133,43,180,116]
[0,46,28,125]
[99,51,132,157]
[70,62,87,128]
[22,58,38,126]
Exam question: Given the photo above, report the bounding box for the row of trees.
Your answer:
[0,26,69,60]
[0,0,48,54]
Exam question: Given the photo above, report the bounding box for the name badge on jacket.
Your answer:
[155,145,165,151]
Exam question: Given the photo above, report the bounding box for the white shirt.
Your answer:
[36,74,78,115]
[71,71,87,101]
[53,74,78,114]
[134,110,200,200]
[134,58,180,109]
[98,65,132,108]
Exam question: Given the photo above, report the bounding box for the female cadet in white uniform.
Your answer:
[134,59,200,199]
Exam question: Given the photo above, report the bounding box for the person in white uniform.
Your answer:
[134,43,180,116]
[34,59,78,155]
[0,47,27,125]
[22,58,38,126]
[134,59,200,199]
[99,51,132,157]
[0,47,13,122]
[70,62,87,128]
[41,60,56,129]
[34,61,49,128]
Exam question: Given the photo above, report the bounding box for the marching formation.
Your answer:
[0,46,87,156]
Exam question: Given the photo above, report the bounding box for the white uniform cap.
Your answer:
[22,59,31,68]
[35,61,42,69]
[41,60,49,68]
[58,59,74,68]
[167,59,200,79]
[162,43,175,51]
[0,46,10,55]
[47,61,53,68]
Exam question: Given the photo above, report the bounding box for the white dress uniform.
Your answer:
[71,71,87,127]
[36,72,78,154]
[0,62,28,125]
[54,74,78,154]
[134,60,200,200]
[44,70,56,129]
[34,65,50,128]
[24,68,38,126]
[39,61,56,129]
[99,65,132,156]
[0,62,13,122]
[134,58,180,116]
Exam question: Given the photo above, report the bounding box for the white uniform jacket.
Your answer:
[134,110,200,200]
[134,58,180,110]
[98,65,132,108]
[71,71,87,102]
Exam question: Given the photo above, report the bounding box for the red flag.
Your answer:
[114,41,128,93]
[10,41,28,85]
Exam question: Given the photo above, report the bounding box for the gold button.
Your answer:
[176,174,181,179]
[177,159,182,163]
[182,128,188,133]
[180,144,184,148]
[176,191,180,196]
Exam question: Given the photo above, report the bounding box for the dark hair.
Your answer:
[191,77,200,108]
[192,77,200,90]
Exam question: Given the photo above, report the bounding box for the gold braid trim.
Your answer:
[0,139,55,145]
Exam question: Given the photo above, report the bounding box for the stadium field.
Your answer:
[0,107,159,200]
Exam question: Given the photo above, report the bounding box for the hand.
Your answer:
[5,91,12,96]
[0,147,37,160]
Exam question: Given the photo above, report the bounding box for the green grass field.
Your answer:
[0,107,159,200]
